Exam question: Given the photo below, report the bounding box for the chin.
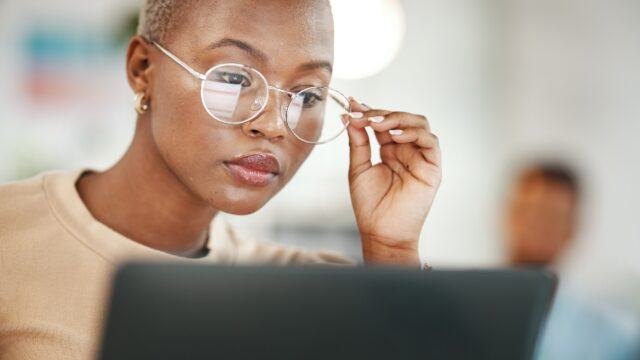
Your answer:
[191,168,281,215]
[218,201,267,216]
[220,199,262,215]
[206,188,275,216]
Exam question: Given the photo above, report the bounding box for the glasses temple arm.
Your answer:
[151,41,206,81]
[329,93,351,112]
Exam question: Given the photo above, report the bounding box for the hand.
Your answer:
[343,98,442,267]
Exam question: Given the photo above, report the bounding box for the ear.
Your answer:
[126,36,154,94]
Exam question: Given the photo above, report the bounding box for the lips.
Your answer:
[224,152,281,187]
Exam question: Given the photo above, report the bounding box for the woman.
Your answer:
[0,0,441,358]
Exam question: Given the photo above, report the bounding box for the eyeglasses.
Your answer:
[150,40,352,144]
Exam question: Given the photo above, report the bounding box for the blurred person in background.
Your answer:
[0,0,442,358]
[504,162,640,360]
[505,163,579,268]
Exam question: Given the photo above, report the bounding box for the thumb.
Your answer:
[345,97,372,179]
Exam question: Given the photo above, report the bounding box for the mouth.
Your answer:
[223,152,281,187]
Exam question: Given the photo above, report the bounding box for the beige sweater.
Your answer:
[0,170,354,359]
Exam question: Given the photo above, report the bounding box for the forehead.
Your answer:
[173,0,334,64]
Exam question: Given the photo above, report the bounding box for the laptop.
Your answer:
[99,263,556,360]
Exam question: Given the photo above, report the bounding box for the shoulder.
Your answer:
[0,172,47,202]
[0,171,64,295]
[0,169,84,222]
[0,169,83,252]
[0,172,51,232]
[219,218,356,266]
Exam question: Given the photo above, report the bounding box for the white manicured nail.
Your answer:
[350,112,363,119]
[369,116,385,123]
[389,129,404,136]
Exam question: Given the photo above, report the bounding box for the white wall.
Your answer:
[501,0,640,306]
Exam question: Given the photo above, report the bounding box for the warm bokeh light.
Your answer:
[330,0,405,79]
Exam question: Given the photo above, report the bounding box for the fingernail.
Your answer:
[369,116,385,123]
[389,129,404,136]
[350,112,363,119]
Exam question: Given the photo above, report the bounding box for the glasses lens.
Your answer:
[286,87,350,144]
[201,64,268,123]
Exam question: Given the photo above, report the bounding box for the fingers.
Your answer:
[388,127,437,150]
[392,129,441,167]
[346,101,393,146]
[345,101,381,130]
[349,99,371,113]
[368,112,431,134]
[344,98,442,188]
[344,100,434,150]
[343,98,372,179]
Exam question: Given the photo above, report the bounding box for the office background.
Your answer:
[1,0,639,348]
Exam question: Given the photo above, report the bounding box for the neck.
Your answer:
[77,118,217,257]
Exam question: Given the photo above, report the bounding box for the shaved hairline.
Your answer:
[138,0,208,43]
[138,0,332,44]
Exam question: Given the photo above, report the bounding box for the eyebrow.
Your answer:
[297,61,333,74]
[208,37,333,74]
[209,38,268,62]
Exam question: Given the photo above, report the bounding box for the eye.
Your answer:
[301,90,324,107]
[216,71,252,87]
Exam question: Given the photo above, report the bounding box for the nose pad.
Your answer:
[251,97,265,111]
[280,103,288,123]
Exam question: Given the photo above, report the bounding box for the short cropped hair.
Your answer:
[137,0,196,43]
[521,162,581,199]
[138,0,330,43]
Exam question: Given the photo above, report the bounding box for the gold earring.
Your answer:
[134,92,149,114]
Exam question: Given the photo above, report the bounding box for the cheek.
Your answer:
[149,76,238,186]
[152,98,210,165]
[282,142,314,181]
[151,72,204,151]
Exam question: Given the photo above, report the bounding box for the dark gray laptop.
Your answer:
[99,263,556,360]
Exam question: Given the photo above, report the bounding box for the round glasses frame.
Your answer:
[150,40,351,145]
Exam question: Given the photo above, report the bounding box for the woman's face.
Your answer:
[142,0,334,215]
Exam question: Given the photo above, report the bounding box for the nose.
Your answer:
[240,92,289,142]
